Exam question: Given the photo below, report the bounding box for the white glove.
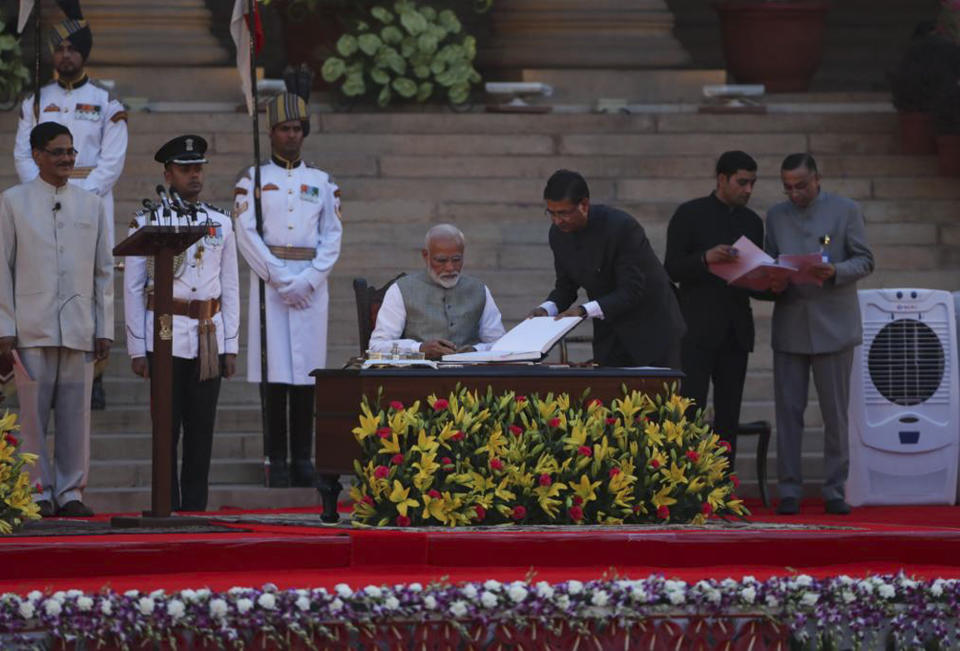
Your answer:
[277,272,315,309]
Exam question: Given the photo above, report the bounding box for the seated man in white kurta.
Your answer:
[369,224,506,360]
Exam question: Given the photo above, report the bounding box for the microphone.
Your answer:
[155,184,173,217]
[169,189,196,222]
[53,202,61,212]
[141,198,160,222]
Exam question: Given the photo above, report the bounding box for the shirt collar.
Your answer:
[271,153,302,170]
[709,191,736,213]
[57,74,89,91]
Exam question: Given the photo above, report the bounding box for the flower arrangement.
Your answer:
[320,0,482,107]
[0,412,40,534]
[349,385,746,527]
[3,574,960,649]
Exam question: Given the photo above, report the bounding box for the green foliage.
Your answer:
[320,1,482,107]
[0,11,31,110]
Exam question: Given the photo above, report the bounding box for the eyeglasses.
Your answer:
[43,147,78,157]
[544,206,581,220]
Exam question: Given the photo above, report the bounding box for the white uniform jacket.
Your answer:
[234,159,343,385]
[14,77,128,227]
[0,178,114,351]
[123,204,240,360]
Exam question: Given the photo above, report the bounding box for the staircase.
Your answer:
[1,102,958,512]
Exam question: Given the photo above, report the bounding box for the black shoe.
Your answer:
[825,498,851,515]
[90,378,106,410]
[776,497,800,515]
[268,461,290,488]
[36,500,56,518]
[291,459,318,487]
[56,500,94,517]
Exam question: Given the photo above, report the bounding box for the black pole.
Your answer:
[247,0,270,486]
[33,2,40,120]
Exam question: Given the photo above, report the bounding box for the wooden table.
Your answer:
[310,366,682,521]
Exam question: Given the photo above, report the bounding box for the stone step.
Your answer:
[89,431,262,460]
[82,485,321,514]
[87,458,265,488]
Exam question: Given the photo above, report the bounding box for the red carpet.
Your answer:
[3,500,960,593]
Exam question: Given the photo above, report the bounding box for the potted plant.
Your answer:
[889,34,959,155]
[711,1,830,93]
[933,78,960,176]
[320,0,482,108]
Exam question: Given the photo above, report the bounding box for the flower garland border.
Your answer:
[2,574,959,648]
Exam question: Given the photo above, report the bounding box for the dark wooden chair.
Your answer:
[737,420,772,508]
[353,274,406,356]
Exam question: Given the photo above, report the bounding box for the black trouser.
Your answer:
[150,354,222,512]
[680,329,749,464]
[264,383,314,465]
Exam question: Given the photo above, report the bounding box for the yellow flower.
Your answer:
[661,461,687,487]
[351,402,381,442]
[644,421,664,447]
[410,429,440,456]
[377,430,402,455]
[651,485,677,509]
[667,393,693,414]
[0,411,20,433]
[475,425,507,459]
[421,491,448,524]
[663,420,686,445]
[533,453,560,476]
[533,481,566,519]
[726,498,747,515]
[387,480,419,517]
[686,476,707,494]
[570,474,601,505]
[494,478,516,503]
[412,452,440,492]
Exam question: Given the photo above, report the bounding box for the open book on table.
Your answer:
[707,235,824,291]
[441,316,584,363]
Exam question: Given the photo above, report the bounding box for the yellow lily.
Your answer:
[351,402,381,441]
[570,474,601,505]
[388,480,419,517]
[533,481,566,518]
[661,461,688,487]
[644,421,664,447]
[651,485,677,509]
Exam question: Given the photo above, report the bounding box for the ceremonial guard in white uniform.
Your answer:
[13,1,128,410]
[235,76,342,491]
[124,136,240,512]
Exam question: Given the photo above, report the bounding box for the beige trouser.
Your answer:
[14,347,93,505]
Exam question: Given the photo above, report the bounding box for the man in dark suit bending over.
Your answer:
[529,169,685,368]
[664,150,764,463]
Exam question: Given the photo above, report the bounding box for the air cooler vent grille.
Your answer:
[866,319,945,406]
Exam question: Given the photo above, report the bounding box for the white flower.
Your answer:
[704,588,722,604]
[100,600,112,616]
[66,589,83,599]
[384,596,400,611]
[209,599,228,619]
[295,596,311,611]
[742,575,757,584]
[296,589,309,598]
[76,596,93,612]
[364,585,383,598]
[721,578,739,590]
[535,582,554,599]
[508,584,529,603]
[667,590,685,606]
[137,597,155,615]
[424,596,438,610]
[837,575,854,585]
[196,588,211,599]
[408,583,423,592]
[149,589,165,599]
[257,593,276,610]
[124,590,140,598]
[449,600,468,617]
[591,590,609,607]
[18,601,35,620]
[27,591,42,603]
[462,584,478,599]
[236,598,253,614]
[329,598,344,613]
[765,595,780,608]
[567,580,583,595]
[800,592,819,607]
[334,584,353,598]
[740,587,756,604]
[180,589,197,602]
[878,584,895,599]
[630,587,648,602]
[43,600,62,617]
[842,590,856,604]
[167,600,185,620]
[931,580,945,597]
[51,592,66,603]
[859,581,874,595]
[556,595,571,610]
[228,587,247,595]
[795,575,813,588]
[664,580,687,593]
[483,580,502,591]
[480,591,498,608]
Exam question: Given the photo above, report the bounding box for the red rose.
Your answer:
[539,474,552,487]
[395,515,411,527]
[474,505,486,522]
[451,430,465,441]
[589,399,603,408]
[515,395,527,404]
[686,450,700,463]
[719,440,732,453]
[490,458,503,471]
[605,417,617,425]
[509,425,524,437]
[3,433,17,446]
[730,474,741,488]
[34,482,43,494]
[432,399,449,411]
[657,505,670,519]
[441,457,453,466]
[390,454,404,465]
[428,489,441,499]
[578,445,592,457]
[568,505,584,521]
[511,505,527,520]
[632,504,644,513]
[361,495,374,505]
[650,459,661,469]
[701,502,713,515]
[609,467,621,478]
[548,418,561,428]
[572,495,584,506]
[389,401,404,410]
[374,465,389,479]
[377,427,392,439]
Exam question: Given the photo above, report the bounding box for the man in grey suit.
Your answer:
[0,122,113,518]
[766,153,874,516]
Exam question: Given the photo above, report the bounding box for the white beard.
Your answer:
[428,267,460,289]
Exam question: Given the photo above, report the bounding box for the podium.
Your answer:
[112,225,208,522]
